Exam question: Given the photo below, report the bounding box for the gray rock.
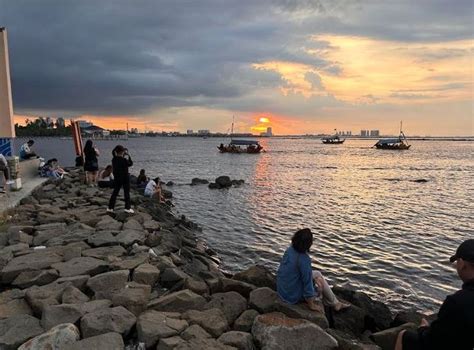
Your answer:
[87,270,130,300]
[0,314,44,350]
[62,245,82,261]
[12,269,59,289]
[248,287,279,313]
[252,312,338,350]
[143,220,160,233]
[331,303,366,336]
[115,229,147,247]
[137,310,189,348]
[80,306,137,338]
[160,267,189,288]
[205,291,247,324]
[184,278,209,295]
[276,301,328,329]
[96,216,123,231]
[79,299,113,314]
[181,324,212,341]
[56,275,90,290]
[182,308,229,337]
[215,176,232,188]
[175,337,236,350]
[370,323,416,350]
[82,246,126,260]
[1,251,63,283]
[0,298,33,319]
[25,282,71,316]
[52,257,108,277]
[62,285,89,304]
[221,277,256,298]
[326,329,381,350]
[218,331,255,350]
[133,263,160,286]
[148,289,207,313]
[123,219,143,231]
[87,231,119,247]
[391,309,425,327]
[41,304,83,329]
[112,282,151,316]
[110,254,148,270]
[18,323,80,350]
[233,310,260,332]
[233,265,276,290]
[191,178,209,185]
[67,332,125,350]
[157,336,185,350]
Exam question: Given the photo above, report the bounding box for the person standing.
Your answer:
[19,140,37,160]
[0,153,14,193]
[83,140,99,185]
[107,145,134,213]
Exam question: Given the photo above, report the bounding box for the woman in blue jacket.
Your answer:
[277,228,349,311]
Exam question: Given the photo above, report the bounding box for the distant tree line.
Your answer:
[15,119,72,137]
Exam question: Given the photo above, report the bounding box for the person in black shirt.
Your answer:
[83,140,100,185]
[395,239,474,350]
[107,145,134,214]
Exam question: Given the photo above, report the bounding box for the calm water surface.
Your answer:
[18,137,474,312]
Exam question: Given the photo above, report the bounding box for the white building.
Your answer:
[77,120,93,128]
[198,129,210,135]
[370,130,380,137]
[187,129,194,135]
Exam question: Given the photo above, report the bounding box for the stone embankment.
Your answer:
[0,169,423,349]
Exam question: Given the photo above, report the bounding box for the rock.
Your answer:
[330,303,366,336]
[123,219,143,231]
[252,312,338,350]
[333,287,392,331]
[206,278,223,294]
[52,257,108,277]
[221,277,256,298]
[67,332,124,350]
[181,324,212,341]
[96,216,123,231]
[115,229,147,247]
[110,254,148,270]
[177,337,238,349]
[191,178,209,185]
[79,299,113,314]
[1,251,63,283]
[182,308,229,337]
[157,336,185,350]
[87,270,130,300]
[62,245,82,261]
[205,291,247,324]
[326,329,381,350]
[137,310,189,348]
[112,282,151,316]
[233,265,276,290]
[215,176,232,188]
[233,310,260,332]
[25,282,70,316]
[148,289,207,313]
[370,323,416,350]
[160,267,190,288]
[184,277,209,295]
[18,323,80,350]
[80,306,137,338]
[162,189,173,199]
[166,181,174,186]
[391,309,425,327]
[0,314,44,350]
[41,303,83,329]
[56,275,90,290]
[248,287,279,313]
[0,298,33,319]
[143,220,160,233]
[12,269,59,289]
[62,285,89,303]
[218,331,255,350]
[133,263,160,286]
[88,231,120,247]
[208,183,220,189]
[276,301,328,329]
[231,179,245,186]
[82,245,127,260]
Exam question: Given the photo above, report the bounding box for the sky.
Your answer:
[0,0,472,136]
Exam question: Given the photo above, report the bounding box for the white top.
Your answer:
[98,169,114,181]
[0,154,7,166]
[20,143,31,154]
[144,179,157,197]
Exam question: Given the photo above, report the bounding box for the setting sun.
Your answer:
[259,117,270,123]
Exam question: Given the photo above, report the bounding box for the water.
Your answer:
[16,137,474,312]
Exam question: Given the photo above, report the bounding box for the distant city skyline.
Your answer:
[1,1,473,136]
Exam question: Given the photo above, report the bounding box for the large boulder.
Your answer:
[233,309,260,332]
[370,323,416,350]
[25,282,71,316]
[133,263,160,286]
[110,253,148,270]
[82,246,127,260]
[137,310,189,348]
[96,216,123,231]
[41,304,83,329]
[62,285,89,304]
[160,267,189,288]
[1,251,63,283]
[191,178,209,186]
[68,332,125,350]
[218,331,255,350]
[18,323,80,350]
[330,303,366,336]
[233,265,276,290]
[52,257,108,277]
[215,176,232,188]
[181,324,212,341]
[0,314,44,350]
[114,229,147,247]
[205,291,248,324]
[0,298,33,319]
[12,269,59,289]
[248,287,280,313]
[86,270,129,299]
[252,312,338,350]
[148,289,207,313]
[80,306,137,338]
[326,329,381,350]
[182,308,229,337]
[87,231,120,247]
[221,277,256,298]
[112,282,151,316]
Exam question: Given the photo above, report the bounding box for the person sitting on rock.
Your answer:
[144,177,165,203]
[98,165,114,188]
[19,139,38,160]
[277,228,350,312]
[137,168,148,187]
[395,239,474,350]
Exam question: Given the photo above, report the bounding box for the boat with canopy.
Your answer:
[374,122,411,150]
[322,129,345,144]
[218,116,264,154]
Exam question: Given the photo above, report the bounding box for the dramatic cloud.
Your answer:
[0,0,472,135]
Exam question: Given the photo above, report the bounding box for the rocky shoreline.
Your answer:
[0,169,427,350]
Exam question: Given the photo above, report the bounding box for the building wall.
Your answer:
[0,28,14,139]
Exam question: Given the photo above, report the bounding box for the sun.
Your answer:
[259,117,270,123]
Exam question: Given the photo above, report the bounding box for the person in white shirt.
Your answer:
[20,140,37,160]
[144,177,165,203]
[0,154,14,193]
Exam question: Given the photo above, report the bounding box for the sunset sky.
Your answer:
[1,0,472,135]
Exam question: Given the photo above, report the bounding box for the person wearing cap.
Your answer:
[276,228,350,312]
[19,140,37,160]
[395,239,474,350]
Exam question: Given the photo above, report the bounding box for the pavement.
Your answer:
[0,177,48,216]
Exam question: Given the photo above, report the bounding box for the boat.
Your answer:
[374,122,411,150]
[322,129,345,144]
[218,139,263,154]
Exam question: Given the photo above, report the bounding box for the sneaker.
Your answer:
[5,180,14,185]
[106,208,114,213]
[124,208,135,214]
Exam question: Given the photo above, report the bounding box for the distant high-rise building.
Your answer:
[361,130,368,137]
[198,129,210,135]
[131,128,139,134]
[260,127,273,137]
[187,129,194,135]
[370,130,380,137]
[77,120,93,128]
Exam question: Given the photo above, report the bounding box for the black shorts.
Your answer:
[403,330,423,350]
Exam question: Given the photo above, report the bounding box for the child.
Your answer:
[107,145,134,213]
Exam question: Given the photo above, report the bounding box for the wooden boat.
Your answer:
[322,135,345,144]
[218,140,263,154]
[374,122,410,150]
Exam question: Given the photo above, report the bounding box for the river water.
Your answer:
[14,137,474,312]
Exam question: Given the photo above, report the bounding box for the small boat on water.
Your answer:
[374,122,411,150]
[218,139,263,154]
[322,135,345,144]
